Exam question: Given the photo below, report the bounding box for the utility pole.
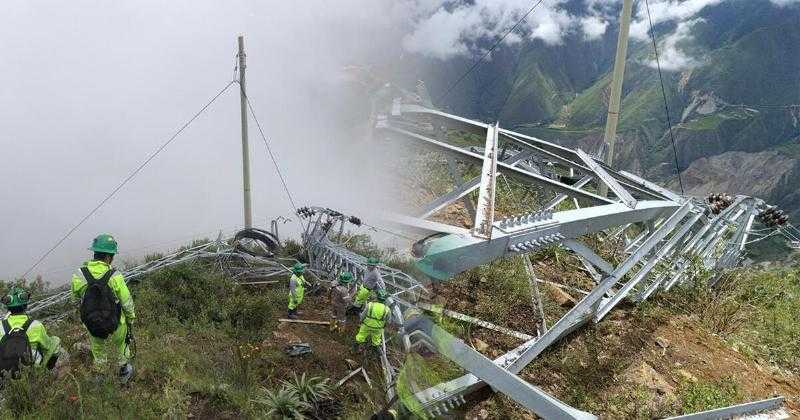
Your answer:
[600,0,634,197]
[238,35,253,228]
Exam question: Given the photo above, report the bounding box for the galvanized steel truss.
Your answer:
[369,96,787,419]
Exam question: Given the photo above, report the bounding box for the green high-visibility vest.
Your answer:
[363,302,389,329]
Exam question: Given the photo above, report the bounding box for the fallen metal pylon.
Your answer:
[358,90,793,418]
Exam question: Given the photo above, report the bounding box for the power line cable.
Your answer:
[435,0,547,105]
[20,80,237,279]
[644,0,685,195]
[240,90,305,230]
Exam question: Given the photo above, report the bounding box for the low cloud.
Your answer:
[580,15,610,40]
[399,0,733,60]
[643,19,704,71]
[401,0,587,60]
[628,0,724,39]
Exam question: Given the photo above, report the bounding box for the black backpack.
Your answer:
[79,268,121,339]
[0,318,33,377]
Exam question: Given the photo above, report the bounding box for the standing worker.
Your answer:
[287,262,306,320]
[71,234,136,383]
[330,271,355,332]
[353,257,386,310]
[354,290,391,351]
[0,287,62,376]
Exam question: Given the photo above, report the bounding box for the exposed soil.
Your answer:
[258,292,389,414]
[459,308,800,419]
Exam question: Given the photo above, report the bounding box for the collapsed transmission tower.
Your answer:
[352,85,793,419]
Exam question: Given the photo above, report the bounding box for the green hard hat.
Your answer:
[376,289,388,302]
[291,263,306,274]
[89,233,118,254]
[3,287,29,309]
[366,257,380,265]
[339,271,353,284]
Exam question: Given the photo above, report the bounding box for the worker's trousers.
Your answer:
[355,324,384,347]
[89,318,130,368]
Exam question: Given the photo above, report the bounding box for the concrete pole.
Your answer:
[600,0,634,197]
[238,35,253,228]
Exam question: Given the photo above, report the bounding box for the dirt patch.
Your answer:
[259,292,388,413]
[461,309,800,419]
[646,316,800,415]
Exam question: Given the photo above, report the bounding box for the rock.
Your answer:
[544,283,576,307]
[473,338,490,353]
[655,336,670,349]
[624,362,675,396]
[478,409,489,419]
[676,369,698,383]
[73,342,91,356]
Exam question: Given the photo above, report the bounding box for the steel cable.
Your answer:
[644,0,685,195]
[20,81,237,279]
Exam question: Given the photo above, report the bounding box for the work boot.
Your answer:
[287,309,298,320]
[118,363,134,384]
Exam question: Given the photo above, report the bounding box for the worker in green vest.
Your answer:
[355,289,391,349]
[71,234,136,383]
[0,287,62,373]
[287,263,306,319]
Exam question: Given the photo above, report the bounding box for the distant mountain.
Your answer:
[411,0,800,217]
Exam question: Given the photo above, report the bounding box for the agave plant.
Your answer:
[252,386,310,419]
[280,373,332,404]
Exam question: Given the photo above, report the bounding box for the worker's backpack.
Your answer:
[79,268,121,339]
[0,318,33,377]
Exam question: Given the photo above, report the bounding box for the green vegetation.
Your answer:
[0,260,378,419]
[252,386,309,419]
[679,377,741,413]
[659,262,800,371]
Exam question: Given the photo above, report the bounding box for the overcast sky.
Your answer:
[0,1,414,282]
[5,0,796,283]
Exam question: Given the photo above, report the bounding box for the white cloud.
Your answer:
[770,0,800,5]
[401,0,582,60]
[643,18,703,71]
[400,0,797,63]
[581,15,609,40]
[629,0,725,40]
[399,0,731,59]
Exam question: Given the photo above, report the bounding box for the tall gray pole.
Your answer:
[238,35,253,228]
[600,0,634,196]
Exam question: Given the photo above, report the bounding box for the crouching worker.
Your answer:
[71,234,135,383]
[330,272,355,332]
[354,290,392,352]
[0,287,61,377]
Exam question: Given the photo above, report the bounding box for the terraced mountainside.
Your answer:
[407,0,800,219]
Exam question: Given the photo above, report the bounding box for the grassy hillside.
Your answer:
[1,238,798,418]
[0,261,390,419]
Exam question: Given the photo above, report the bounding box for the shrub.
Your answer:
[138,263,234,324]
[281,373,331,404]
[281,239,305,259]
[252,386,310,419]
[228,294,273,339]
